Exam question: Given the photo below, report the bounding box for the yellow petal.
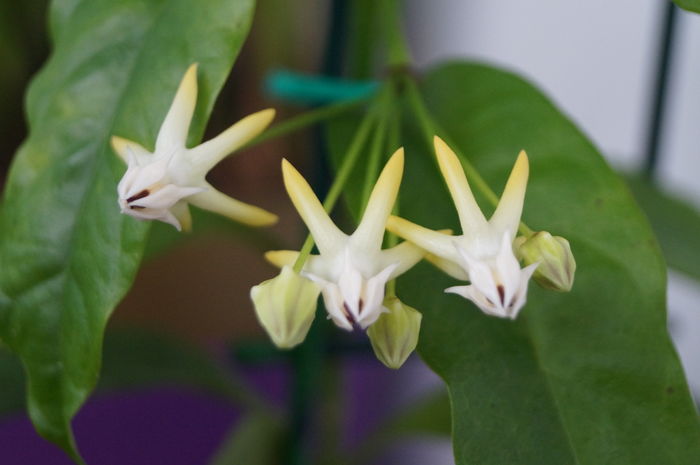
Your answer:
[489,150,528,239]
[282,159,345,255]
[188,184,277,227]
[385,215,455,260]
[155,63,198,152]
[189,108,276,171]
[376,240,424,279]
[433,136,487,234]
[352,148,404,250]
[264,250,299,268]
[111,136,151,164]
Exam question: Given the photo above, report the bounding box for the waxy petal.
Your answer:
[352,149,404,250]
[434,136,487,234]
[170,201,193,232]
[376,241,425,280]
[189,184,277,226]
[111,136,151,164]
[489,150,528,240]
[190,108,275,173]
[386,215,455,261]
[156,63,198,152]
[281,159,345,255]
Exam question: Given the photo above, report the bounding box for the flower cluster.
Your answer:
[114,65,575,369]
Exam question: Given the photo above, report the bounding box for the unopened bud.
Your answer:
[515,231,576,292]
[250,266,321,349]
[367,297,422,369]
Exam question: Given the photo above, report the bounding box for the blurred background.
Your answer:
[1,1,698,464]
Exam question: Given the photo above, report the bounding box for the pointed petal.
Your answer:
[171,201,192,232]
[188,184,278,226]
[264,251,331,278]
[156,63,198,152]
[131,184,203,210]
[338,263,363,318]
[311,279,353,331]
[386,215,455,261]
[489,150,529,240]
[111,136,151,164]
[189,108,276,172]
[425,253,469,280]
[376,241,424,280]
[353,149,404,250]
[434,136,487,233]
[282,159,345,255]
[495,232,521,306]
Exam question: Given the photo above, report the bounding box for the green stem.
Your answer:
[242,96,370,151]
[381,0,411,67]
[360,86,393,208]
[402,76,535,236]
[293,85,389,272]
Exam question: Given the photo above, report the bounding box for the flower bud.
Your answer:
[367,297,422,369]
[515,231,576,292]
[250,266,321,349]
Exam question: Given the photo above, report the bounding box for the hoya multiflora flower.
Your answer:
[113,64,278,231]
[515,231,576,292]
[387,137,538,319]
[265,149,425,331]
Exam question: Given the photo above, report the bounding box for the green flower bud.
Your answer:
[367,297,422,369]
[250,266,321,349]
[515,231,576,292]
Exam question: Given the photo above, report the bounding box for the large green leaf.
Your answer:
[626,175,700,281]
[326,62,700,464]
[673,0,700,13]
[0,0,255,459]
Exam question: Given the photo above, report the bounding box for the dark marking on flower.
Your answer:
[127,189,150,203]
[358,298,364,314]
[130,205,145,210]
[497,285,505,304]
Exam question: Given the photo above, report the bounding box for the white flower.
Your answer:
[265,149,425,331]
[113,63,278,231]
[386,136,538,319]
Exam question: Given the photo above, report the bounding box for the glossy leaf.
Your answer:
[673,0,700,13]
[326,62,700,464]
[627,175,700,281]
[0,0,255,459]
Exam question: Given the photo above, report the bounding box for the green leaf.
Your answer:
[0,347,26,417]
[0,0,255,460]
[626,175,700,281]
[326,62,700,464]
[673,0,700,13]
[208,413,285,465]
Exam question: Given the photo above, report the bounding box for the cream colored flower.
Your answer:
[250,266,322,349]
[387,137,537,319]
[113,64,277,231]
[266,149,424,331]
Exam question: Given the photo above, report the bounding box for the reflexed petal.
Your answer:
[281,159,345,255]
[156,63,198,152]
[132,184,204,210]
[190,108,275,172]
[433,136,487,234]
[489,150,529,240]
[353,149,404,250]
[111,136,151,164]
[386,215,455,261]
[264,251,333,280]
[376,241,425,280]
[189,185,278,226]
[424,253,469,280]
[313,279,353,331]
